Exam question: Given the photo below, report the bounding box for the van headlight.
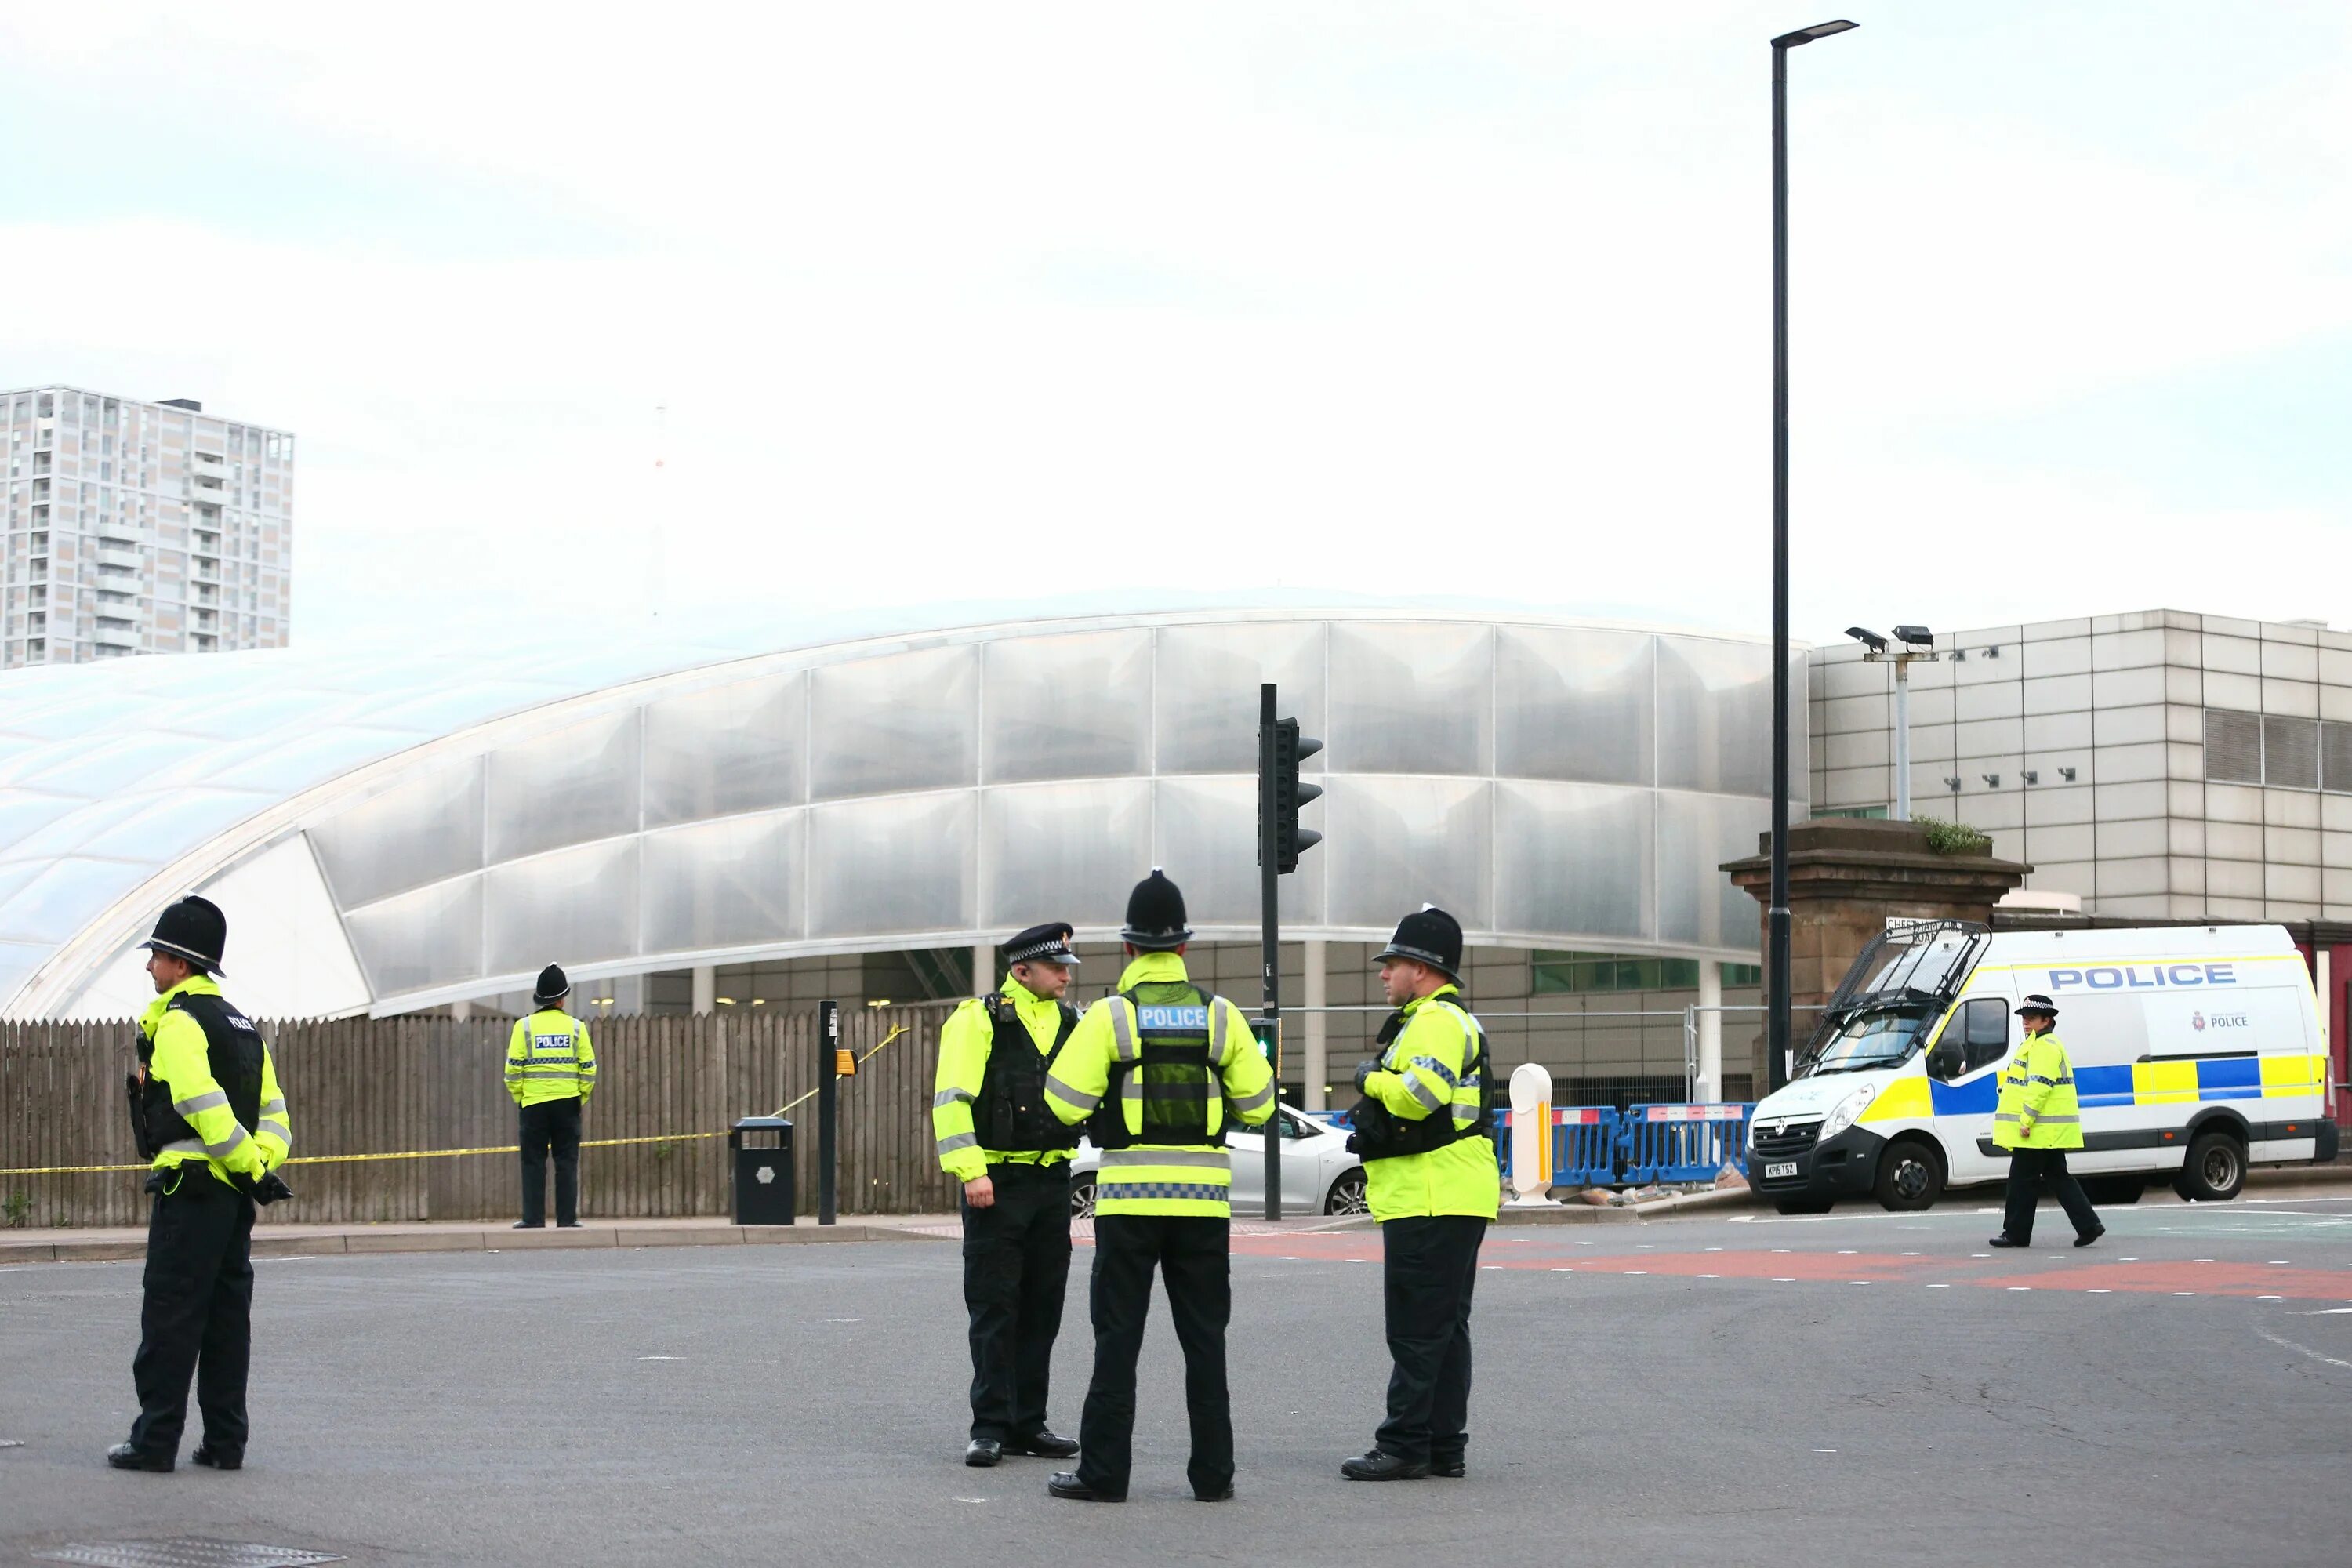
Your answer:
[1820,1083,1877,1141]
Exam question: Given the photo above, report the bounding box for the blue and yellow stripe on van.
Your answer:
[1858,1053,2329,1121]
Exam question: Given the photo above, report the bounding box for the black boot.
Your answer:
[1004,1430,1080,1458]
[1047,1471,1124,1501]
[1341,1448,1431,1481]
[106,1442,173,1472]
[964,1439,1002,1467]
[191,1444,242,1471]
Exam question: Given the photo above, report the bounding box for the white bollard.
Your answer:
[1507,1062,1556,1205]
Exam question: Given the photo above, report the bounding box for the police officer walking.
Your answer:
[1990,993,2103,1249]
[505,964,598,1229]
[1339,906,1497,1482]
[109,895,294,1473]
[932,922,1087,1468]
[1039,870,1276,1504]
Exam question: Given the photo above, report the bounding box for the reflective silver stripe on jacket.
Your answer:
[1402,1073,1445,1111]
[1229,1080,1276,1114]
[1208,1000,1229,1060]
[258,1119,292,1152]
[260,1097,286,1116]
[158,1138,206,1157]
[1109,1003,1139,1064]
[1100,1148,1229,1170]
[1044,1073,1101,1115]
[172,1090,229,1118]
[934,1087,974,1109]
[936,1131,979,1154]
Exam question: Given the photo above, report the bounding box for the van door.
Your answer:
[1926,993,2013,1187]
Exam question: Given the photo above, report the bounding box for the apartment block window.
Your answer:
[1534,951,1766,993]
[2205,708,2352,793]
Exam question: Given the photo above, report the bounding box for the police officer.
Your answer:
[932,922,1087,1468]
[1990,993,2103,1249]
[109,895,293,1472]
[1039,870,1276,1504]
[505,964,598,1229]
[1339,906,1497,1482]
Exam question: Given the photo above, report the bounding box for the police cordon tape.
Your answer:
[0,1025,907,1178]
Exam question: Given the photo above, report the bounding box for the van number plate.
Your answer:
[1765,1161,1797,1179]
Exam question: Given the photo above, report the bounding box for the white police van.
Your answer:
[1748,921,2336,1214]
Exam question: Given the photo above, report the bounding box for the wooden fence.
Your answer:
[0,1004,962,1229]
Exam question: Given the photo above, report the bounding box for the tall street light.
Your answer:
[1846,625,1941,820]
[1769,18,1857,1094]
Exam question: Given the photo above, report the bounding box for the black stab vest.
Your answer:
[137,991,266,1157]
[1089,979,1222,1151]
[971,993,1082,1154]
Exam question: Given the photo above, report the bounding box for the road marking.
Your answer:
[2172,1292,2195,1297]
[1927,1283,1951,1288]
[1697,1273,1719,1279]
[640,1355,679,1361]
[2088,1288,2112,1294]
[2256,1323,2352,1372]
[1624,1270,1646,1276]
[1901,1251,1921,1256]
[1848,1280,1871,1286]
[1811,1448,1837,1454]
[2008,1287,2031,1292]
[1836,1250,1857,1255]
[2307,1308,2352,1315]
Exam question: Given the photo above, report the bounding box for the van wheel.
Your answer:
[2079,1176,2144,1206]
[1069,1176,1097,1220]
[2172,1132,2246,1202]
[1873,1139,1944,1211]
[1773,1197,1833,1215]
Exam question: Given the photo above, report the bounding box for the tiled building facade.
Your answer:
[1812,609,2352,922]
[2,385,293,666]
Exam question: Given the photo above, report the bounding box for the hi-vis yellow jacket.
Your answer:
[1994,1032,2083,1150]
[140,974,291,1186]
[505,1009,597,1107]
[1044,952,1276,1218]
[1360,984,1500,1222]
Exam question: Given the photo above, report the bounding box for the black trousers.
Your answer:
[1078,1213,1232,1497]
[961,1162,1073,1441]
[2002,1147,2100,1243]
[1377,1215,1486,1465]
[129,1167,256,1459]
[519,1097,583,1226]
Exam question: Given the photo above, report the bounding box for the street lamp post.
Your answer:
[1846,626,1942,821]
[1769,18,1857,1095]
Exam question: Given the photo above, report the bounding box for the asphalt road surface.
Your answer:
[6,1190,2352,1567]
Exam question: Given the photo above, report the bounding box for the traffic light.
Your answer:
[1272,717,1323,873]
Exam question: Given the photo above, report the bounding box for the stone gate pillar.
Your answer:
[1720,818,2031,1094]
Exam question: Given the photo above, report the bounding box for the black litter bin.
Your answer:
[731,1116,795,1225]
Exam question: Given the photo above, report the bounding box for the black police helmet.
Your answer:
[1120,869,1192,951]
[534,964,572,1007]
[140,895,227,975]
[1375,905,1464,981]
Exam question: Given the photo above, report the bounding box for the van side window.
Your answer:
[1960,998,2009,1073]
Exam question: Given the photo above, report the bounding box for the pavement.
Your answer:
[5,1182,2352,1567]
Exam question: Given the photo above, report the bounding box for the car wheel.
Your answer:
[2172,1131,2246,1202]
[1069,1175,1097,1220]
[1872,1138,1944,1211]
[1324,1169,1369,1216]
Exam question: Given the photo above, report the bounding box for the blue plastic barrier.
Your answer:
[1619,1103,1755,1183]
[1495,1106,1621,1187]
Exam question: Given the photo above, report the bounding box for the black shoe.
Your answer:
[2074,1226,2106,1248]
[556,1221,584,1229]
[1195,1483,1235,1501]
[191,1445,241,1471]
[964,1439,1002,1467]
[1341,1448,1430,1481]
[1432,1457,1465,1479]
[1004,1430,1080,1459]
[1987,1235,2027,1249]
[512,1221,545,1229]
[1047,1472,1123,1501]
[106,1442,172,1472]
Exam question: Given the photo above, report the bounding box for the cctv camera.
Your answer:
[1845,626,1887,653]
[1893,625,1933,646]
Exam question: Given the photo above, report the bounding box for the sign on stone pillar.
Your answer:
[1721,818,2031,1095]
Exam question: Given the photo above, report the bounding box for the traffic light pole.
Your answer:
[818,999,838,1225]
[1258,683,1283,1222]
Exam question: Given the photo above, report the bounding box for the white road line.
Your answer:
[1773,1277,1795,1283]
[1697,1273,1719,1279]
[2088,1288,2112,1294]
[2256,1322,2352,1372]
[1927,1283,1951,1288]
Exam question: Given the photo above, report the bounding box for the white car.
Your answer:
[1069,1107,1367,1218]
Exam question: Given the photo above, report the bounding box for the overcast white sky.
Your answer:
[4,2,2347,651]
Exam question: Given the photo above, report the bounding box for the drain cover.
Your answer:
[35,1543,343,1568]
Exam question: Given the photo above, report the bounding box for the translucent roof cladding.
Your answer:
[0,590,1660,1011]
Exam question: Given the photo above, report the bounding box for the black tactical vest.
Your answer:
[971,993,1082,1154]
[137,990,266,1159]
[1090,979,1222,1150]
[1345,1001,1494,1162]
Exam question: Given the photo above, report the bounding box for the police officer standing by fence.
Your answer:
[1990,993,2103,1249]
[1339,906,1497,1482]
[1040,870,1276,1504]
[110,895,293,1472]
[506,964,597,1229]
[932,922,1087,1468]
